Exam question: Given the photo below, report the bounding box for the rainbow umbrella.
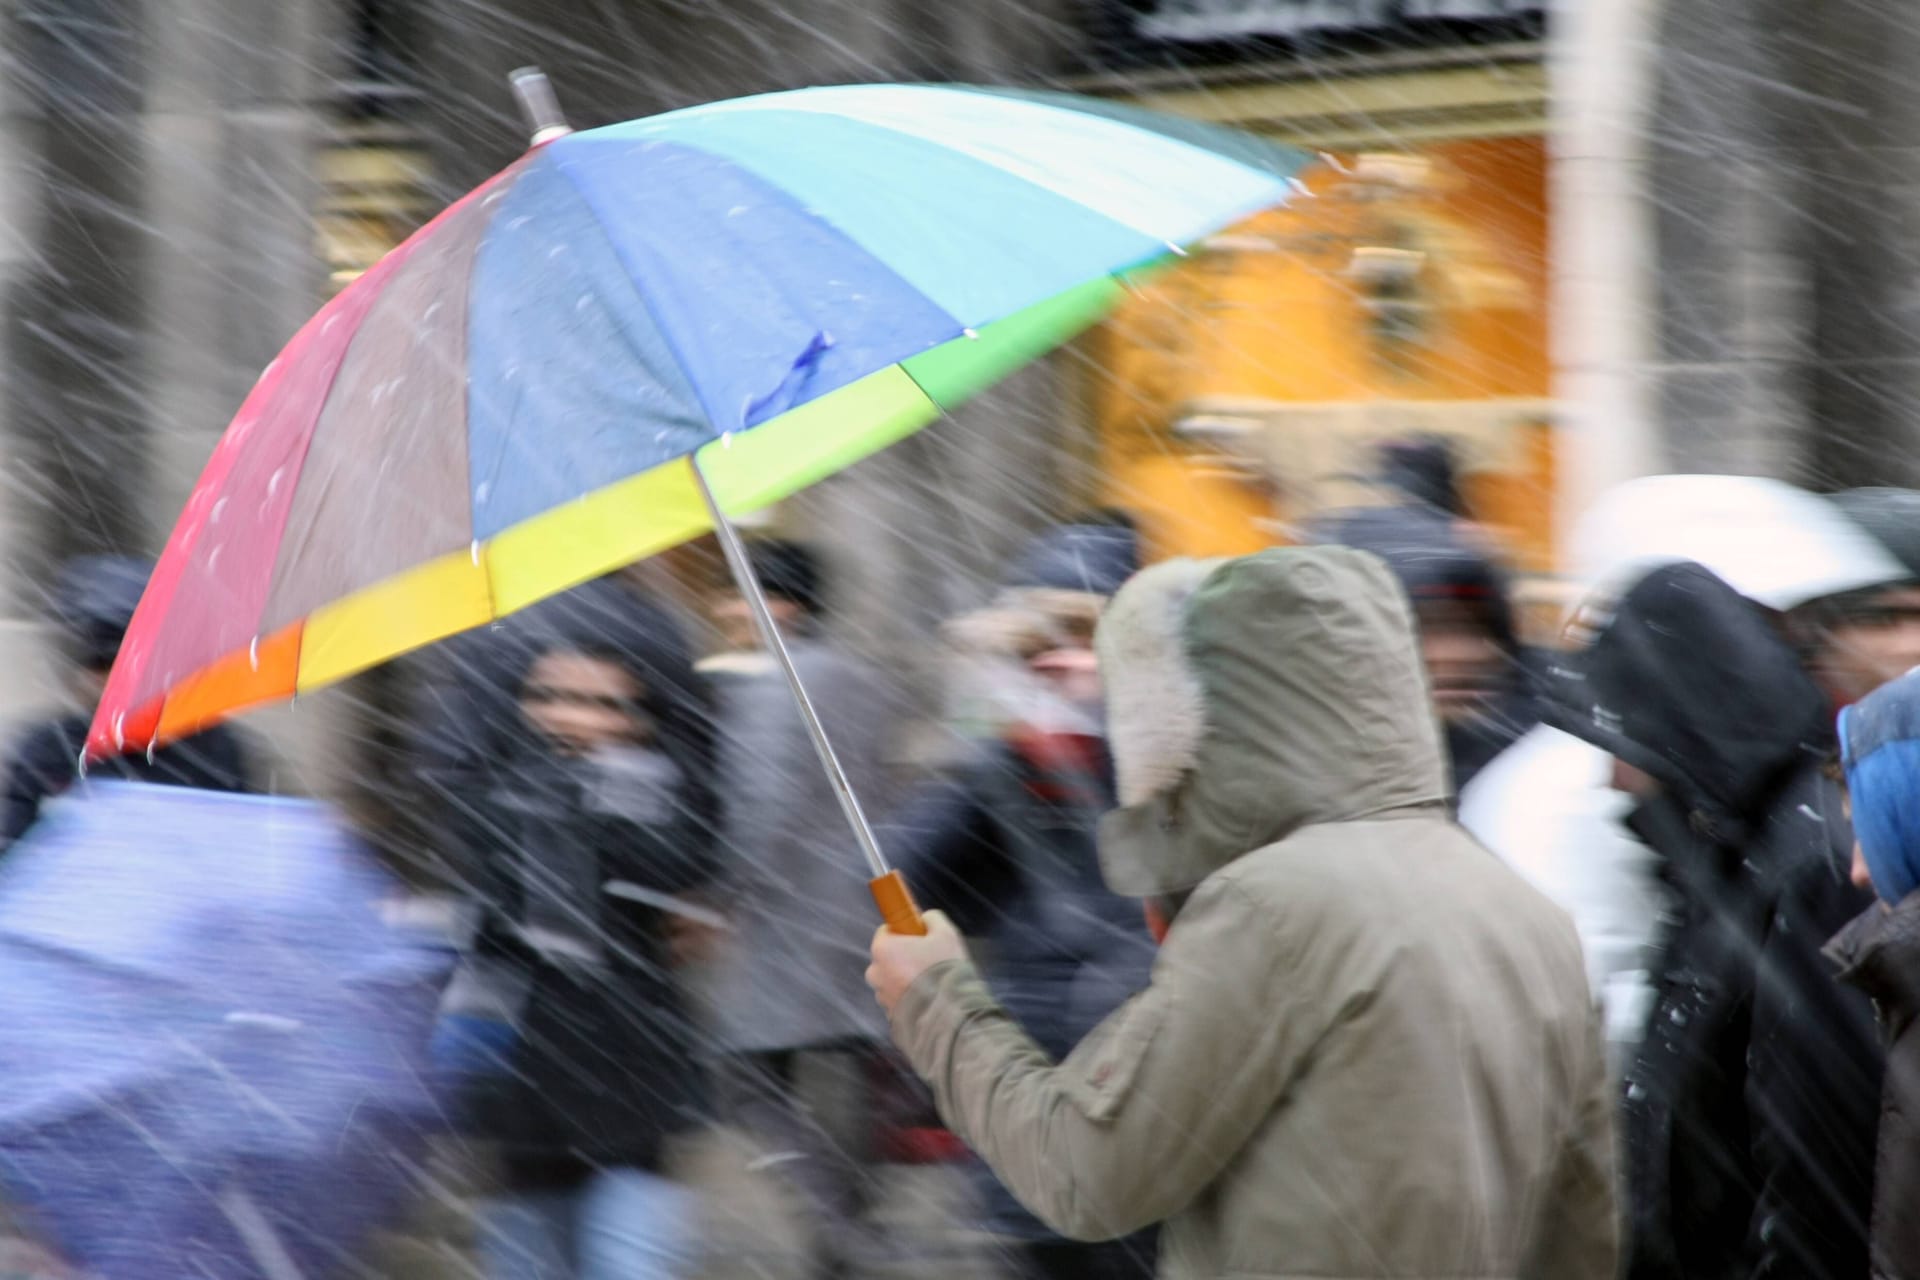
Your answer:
[88,80,1306,916]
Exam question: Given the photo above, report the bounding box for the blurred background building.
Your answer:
[5,0,1920,803]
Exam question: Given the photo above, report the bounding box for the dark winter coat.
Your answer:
[886,729,1155,1241]
[887,732,1153,1065]
[1544,560,1882,1280]
[2,715,250,849]
[1829,894,1920,1280]
[1826,664,1920,1280]
[447,744,715,1181]
[414,582,719,1184]
[1313,503,1538,790]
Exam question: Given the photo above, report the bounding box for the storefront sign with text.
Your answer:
[1138,0,1540,42]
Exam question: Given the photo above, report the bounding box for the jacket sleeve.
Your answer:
[1525,1003,1620,1280]
[890,873,1330,1241]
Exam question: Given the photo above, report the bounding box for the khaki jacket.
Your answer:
[892,548,1615,1279]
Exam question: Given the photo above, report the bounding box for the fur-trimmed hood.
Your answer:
[1095,547,1449,898]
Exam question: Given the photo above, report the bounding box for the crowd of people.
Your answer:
[10,443,1920,1280]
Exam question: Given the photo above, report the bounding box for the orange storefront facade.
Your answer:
[1075,28,1555,588]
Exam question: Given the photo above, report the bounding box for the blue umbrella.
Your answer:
[0,783,452,1279]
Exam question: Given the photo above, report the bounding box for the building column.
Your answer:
[3,0,355,791]
[0,0,65,723]
[1549,0,1661,552]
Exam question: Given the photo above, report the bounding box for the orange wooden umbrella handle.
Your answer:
[870,870,927,936]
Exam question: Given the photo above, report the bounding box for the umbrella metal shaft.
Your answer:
[689,457,894,882]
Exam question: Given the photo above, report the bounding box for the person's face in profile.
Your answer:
[1416,599,1506,726]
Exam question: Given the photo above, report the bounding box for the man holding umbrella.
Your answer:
[868,547,1615,1278]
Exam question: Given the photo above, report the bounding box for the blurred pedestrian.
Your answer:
[1543,561,1880,1280]
[1465,476,1914,1084]
[702,538,898,1280]
[869,548,1614,1279]
[428,591,719,1280]
[885,519,1157,1280]
[3,555,251,848]
[1827,666,1920,1280]
[1315,502,1535,791]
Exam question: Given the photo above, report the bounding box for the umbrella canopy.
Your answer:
[1569,474,1908,611]
[0,783,450,1279]
[88,84,1307,758]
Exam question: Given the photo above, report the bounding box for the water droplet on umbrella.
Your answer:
[268,467,287,498]
[475,481,491,504]
[206,545,221,572]
[145,742,157,766]
[1289,176,1316,197]
[576,294,592,312]
[112,714,125,750]
[249,637,260,672]
[1165,241,1190,257]
[548,245,567,260]
[322,315,339,335]
[963,328,980,340]
[211,497,228,525]
[470,540,482,566]
[727,206,749,218]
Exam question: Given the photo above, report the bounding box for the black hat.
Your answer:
[1378,436,1467,518]
[746,539,825,616]
[1829,488,1920,580]
[51,555,154,672]
[1002,522,1141,598]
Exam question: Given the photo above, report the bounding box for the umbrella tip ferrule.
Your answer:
[510,66,573,146]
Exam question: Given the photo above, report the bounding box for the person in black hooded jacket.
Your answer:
[3,555,251,848]
[1544,560,1882,1280]
[415,580,720,1278]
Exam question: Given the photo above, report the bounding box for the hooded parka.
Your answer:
[889,547,1615,1280]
